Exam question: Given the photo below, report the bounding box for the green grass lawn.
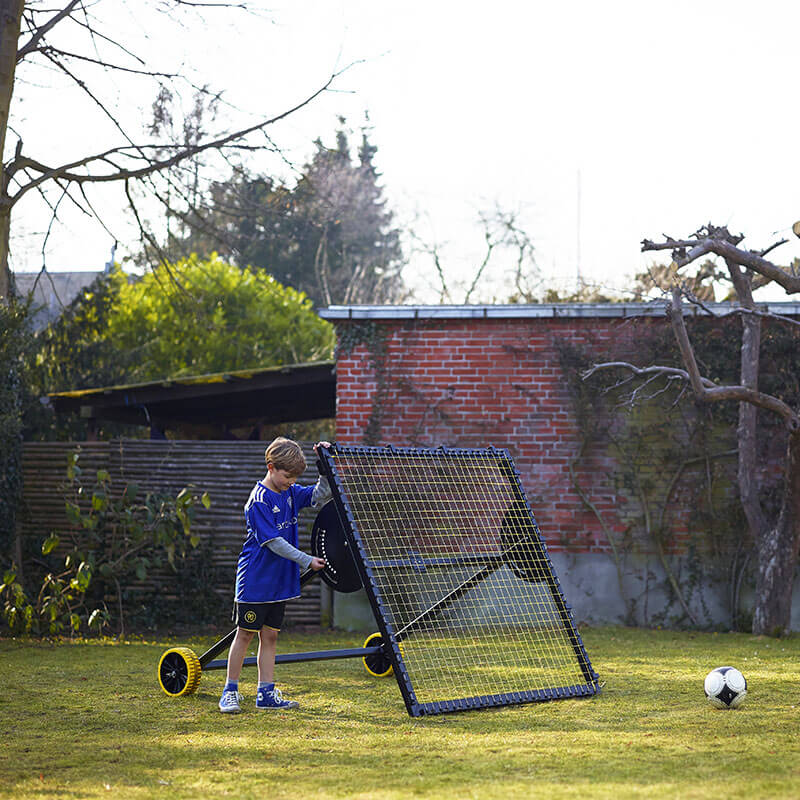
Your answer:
[1,626,799,799]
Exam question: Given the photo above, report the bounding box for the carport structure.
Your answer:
[48,360,336,438]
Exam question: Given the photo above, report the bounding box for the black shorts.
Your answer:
[234,601,286,631]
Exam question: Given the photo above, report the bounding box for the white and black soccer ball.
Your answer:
[704,666,747,709]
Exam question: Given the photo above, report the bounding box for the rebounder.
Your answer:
[157,444,599,717]
[318,444,600,716]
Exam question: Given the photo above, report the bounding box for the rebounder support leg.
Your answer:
[202,645,383,672]
[189,567,385,676]
[198,566,320,667]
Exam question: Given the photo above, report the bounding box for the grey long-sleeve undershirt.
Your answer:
[311,474,331,507]
[266,536,313,570]
[264,476,331,570]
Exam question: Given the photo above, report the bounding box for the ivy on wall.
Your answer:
[558,315,794,630]
[336,320,392,445]
[333,313,797,632]
[336,318,467,446]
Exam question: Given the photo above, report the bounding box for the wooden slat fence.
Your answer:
[19,440,322,626]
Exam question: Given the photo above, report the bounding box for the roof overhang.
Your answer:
[319,302,800,320]
[48,361,336,429]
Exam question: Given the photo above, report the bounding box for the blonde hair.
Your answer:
[265,437,306,476]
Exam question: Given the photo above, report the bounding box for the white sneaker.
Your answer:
[219,689,243,713]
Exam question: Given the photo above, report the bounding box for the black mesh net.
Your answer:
[322,446,598,714]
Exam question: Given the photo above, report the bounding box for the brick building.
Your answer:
[319,303,800,630]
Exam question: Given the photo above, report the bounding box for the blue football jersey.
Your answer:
[235,481,315,603]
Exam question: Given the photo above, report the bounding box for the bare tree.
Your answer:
[410,204,539,304]
[585,224,800,635]
[0,1,347,300]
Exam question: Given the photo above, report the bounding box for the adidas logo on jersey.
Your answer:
[272,505,280,513]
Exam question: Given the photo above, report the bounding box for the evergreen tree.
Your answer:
[173,123,405,306]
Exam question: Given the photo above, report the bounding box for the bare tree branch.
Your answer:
[729,306,800,330]
[65,9,148,65]
[641,225,800,293]
[407,228,452,303]
[463,226,494,304]
[36,45,180,78]
[667,287,708,397]
[758,238,788,259]
[585,356,799,429]
[583,360,714,389]
[584,290,800,432]
[39,46,141,148]
[7,67,347,206]
[680,285,800,330]
[169,1,247,7]
[17,0,82,62]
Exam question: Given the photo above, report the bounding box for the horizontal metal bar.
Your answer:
[370,553,499,570]
[199,572,320,666]
[202,645,382,671]
[411,682,601,716]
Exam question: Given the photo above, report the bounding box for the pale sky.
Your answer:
[10,0,800,302]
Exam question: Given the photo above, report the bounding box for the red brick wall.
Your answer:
[333,316,648,555]
[331,312,798,563]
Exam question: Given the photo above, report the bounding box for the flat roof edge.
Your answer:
[49,360,335,400]
[318,302,800,320]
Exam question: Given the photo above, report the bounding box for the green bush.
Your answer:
[104,255,335,382]
[1,452,211,636]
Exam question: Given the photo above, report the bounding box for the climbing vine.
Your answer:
[557,316,762,630]
[336,321,393,445]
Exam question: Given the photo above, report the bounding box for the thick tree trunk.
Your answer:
[654,240,800,636]
[734,282,767,539]
[0,1,25,300]
[0,203,11,297]
[753,430,800,635]
[725,262,781,633]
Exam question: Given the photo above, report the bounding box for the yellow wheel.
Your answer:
[158,647,201,696]
[362,632,399,677]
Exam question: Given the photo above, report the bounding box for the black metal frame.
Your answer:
[196,569,381,674]
[316,444,601,717]
[497,450,598,688]
[191,443,599,717]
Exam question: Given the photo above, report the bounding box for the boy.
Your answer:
[219,437,330,713]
